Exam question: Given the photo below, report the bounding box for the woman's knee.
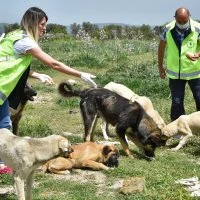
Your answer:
[0,116,12,129]
[0,99,12,129]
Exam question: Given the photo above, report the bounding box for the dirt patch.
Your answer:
[53,169,106,185]
[33,94,54,105]
[47,169,123,197]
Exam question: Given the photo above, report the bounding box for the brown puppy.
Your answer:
[42,142,120,174]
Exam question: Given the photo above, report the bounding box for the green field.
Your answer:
[1,37,200,200]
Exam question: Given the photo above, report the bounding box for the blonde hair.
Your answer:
[20,7,48,42]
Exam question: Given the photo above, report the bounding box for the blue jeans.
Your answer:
[169,78,200,121]
[0,99,12,129]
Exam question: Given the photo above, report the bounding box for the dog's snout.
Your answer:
[63,146,73,158]
[113,152,120,159]
[25,88,37,101]
[33,91,37,96]
[68,146,74,154]
[106,153,119,167]
[29,89,37,97]
[144,148,155,158]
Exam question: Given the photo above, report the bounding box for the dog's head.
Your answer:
[141,128,167,160]
[102,144,120,167]
[58,138,73,158]
[142,139,157,160]
[24,83,37,101]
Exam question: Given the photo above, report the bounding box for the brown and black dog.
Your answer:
[58,81,164,160]
[42,142,119,174]
[9,83,37,135]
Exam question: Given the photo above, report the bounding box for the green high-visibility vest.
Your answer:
[165,18,200,80]
[0,29,32,105]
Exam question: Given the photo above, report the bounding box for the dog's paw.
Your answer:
[59,170,71,175]
[64,170,71,174]
[105,167,110,170]
[108,167,116,170]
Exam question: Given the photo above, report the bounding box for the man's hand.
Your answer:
[159,66,166,79]
[186,52,199,61]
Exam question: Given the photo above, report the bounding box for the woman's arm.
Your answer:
[27,47,97,87]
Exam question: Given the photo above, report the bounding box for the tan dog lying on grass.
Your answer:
[102,82,165,140]
[42,142,120,174]
[0,128,71,200]
[161,111,200,151]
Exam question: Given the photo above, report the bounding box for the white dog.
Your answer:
[0,128,71,200]
[161,111,200,151]
[102,82,165,140]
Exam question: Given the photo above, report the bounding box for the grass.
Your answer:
[1,38,200,200]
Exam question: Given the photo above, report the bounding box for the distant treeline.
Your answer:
[0,21,169,40]
[70,22,165,40]
[2,19,200,40]
[2,23,67,35]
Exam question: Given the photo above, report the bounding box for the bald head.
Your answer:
[175,7,190,17]
[175,7,190,24]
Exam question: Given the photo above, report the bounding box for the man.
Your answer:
[158,7,200,121]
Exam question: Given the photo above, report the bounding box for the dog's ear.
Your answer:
[102,145,112,155]
[59,139,71,153]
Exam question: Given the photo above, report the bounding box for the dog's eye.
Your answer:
[108,149,113,154]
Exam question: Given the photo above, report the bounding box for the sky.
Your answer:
[0,0,199,26]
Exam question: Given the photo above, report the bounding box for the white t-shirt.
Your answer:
[13,36,38,55]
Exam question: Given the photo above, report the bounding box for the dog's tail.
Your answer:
[58,81,86,98]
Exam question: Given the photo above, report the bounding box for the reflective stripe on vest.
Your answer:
[166,69,200,78]
[0,91,7,102]
[0,55,15,62]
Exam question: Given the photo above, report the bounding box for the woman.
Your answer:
[0,7,96,174]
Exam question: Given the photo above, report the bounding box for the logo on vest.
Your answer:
[187,40,194,48]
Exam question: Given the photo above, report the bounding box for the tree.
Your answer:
[70,23,81,36]
[82,22,95,33]
[46,23,67,34]
[139,24,154,40]
[104,24,122,39]
[4,23,20,34]
[153,26,163,37]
